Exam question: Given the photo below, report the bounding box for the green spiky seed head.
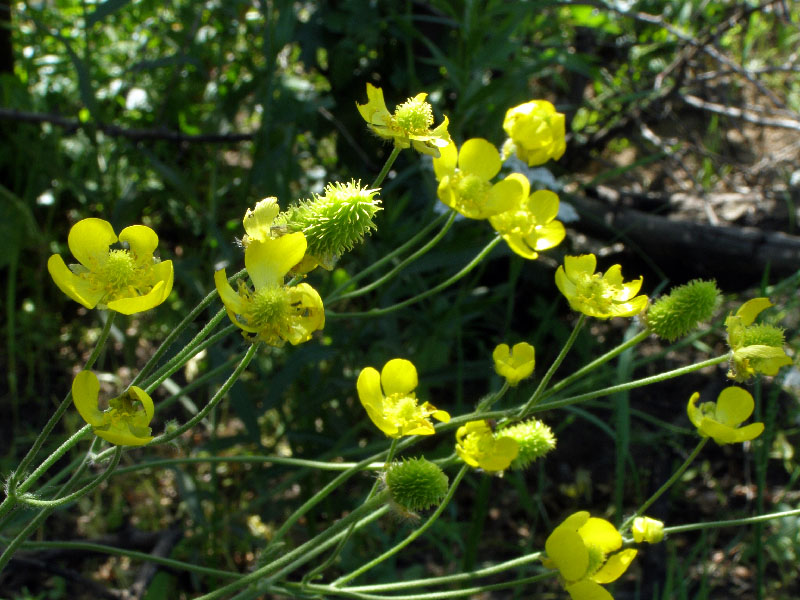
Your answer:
[646,279,720,341]
[740,323,785,348]
[384,457,448,512]
[275,180,381,262]
[496,419,556,470]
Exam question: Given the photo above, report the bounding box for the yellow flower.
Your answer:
[632,516,665,544]
[455,420,519,473]
[687,387,764,445]
[356,83,450,156]
[555,254,648,319]
[47,218,173,314]
[214,232,325,346]
[725,298,791,381]
[493,342,535,386]
[501,100,566,166]
[356,358,450,438]
[488,174,566,259]
[433,139,527,219]
[544,511,638,600]
[72,370,154,446]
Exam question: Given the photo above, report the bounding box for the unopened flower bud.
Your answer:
[646,279,719,341]
[384,457,449,513]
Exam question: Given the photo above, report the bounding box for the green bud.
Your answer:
[741,323,785,348]
[384,457,448,512]
[496,419,556,470]
[646,279,720,341]
[275,180,381,265]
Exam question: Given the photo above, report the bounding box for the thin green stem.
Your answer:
[148,342,260,446]
[17,447,122,509]
[331,211,457,302]
[517,315,586,418]
[11,313,115,485]
[194,494,391,600]
[544,328,651,399]
[664,507,800,535]
[620,438,708,534]
[333,464,469,587]
[19,539,238,580]
[477,381,510,412]
[15,425,92,497]
[328,236,502,319]
[370,146,402,189]
[327,211,450,300]
[533,354,730,413]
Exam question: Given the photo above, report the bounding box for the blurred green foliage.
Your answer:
[1,0,799,598]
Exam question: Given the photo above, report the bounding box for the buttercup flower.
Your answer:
[214,233,325,346]
[356,83,450,156]
[544,511,638,600]
[455,420,519,472]
[632,516,665,544]
[72,370,154,446]
[357,358,450,438]
[433,139,526,219]
[555,254,648,319]
[687,386,764,445]
[725,298,791,381]
[488,175,565,259]
[501,100,566,166]
[493,342,535,386]
[48,218,173,314]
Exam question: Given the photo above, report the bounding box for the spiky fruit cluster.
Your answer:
[384,457,448,512]
[496,419,556,470]
[275,180,381,265]
[646,279,720,341]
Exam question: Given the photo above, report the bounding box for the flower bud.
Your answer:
[646,279,720,341]
[496,418,556,470]
[502,100,566,166]
[632,516,665,544]
[384,457,449,513]
[275,180,381,269]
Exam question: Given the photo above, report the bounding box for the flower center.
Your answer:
[107,390,145,424]
[385,393,420,425]
[249,286,292,329]
[574,273,615,313]
[394,98,433,134]
[90,249,153,302]
[451,173,491,213]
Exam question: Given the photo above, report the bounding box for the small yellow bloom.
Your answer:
[555,254,648,319]
[544,511,637,600]
[455,420,519,473]
[488,174,565,259]
[687,387,764,445]
[502,100,566,166]
[356,358,450,438]
[72,370,154,446]
[356,83,450,156]
[48,218,173,314]
[493,342,535,386]
[725,298,791,381]
[632,516,665,544]
[215,233,325,346]
[433,139,527,219]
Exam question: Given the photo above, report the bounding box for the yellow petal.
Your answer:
[579,517,622,554]
[736,297,772,326]
[555,265,575,299]
[565,254,597,279]
[504,233,538,259]
[381,359,418,396]
[47,254,105,309]
[528,190,560,222]
[72,371,104,427]
[686,392,703,429]
[532,220,566,251]
[245,233,307,289]
[285,283,325,345]
[243,197,280,242]
[458,138,501,180]
[431,409,450,423]
[214,269,246,316]
[129,386,155,423]
[486,177,525,216]
[68,218,117,268]
[565,579,614,600]
[107,279,167,314]
[593,548,637,583]
[433,139,458,180]
[357,366,384,410]
[701,419,764,444]
[94,426,153,446]
[118,225,158,264]
[545,527,589,581]
[714,386,754,426]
